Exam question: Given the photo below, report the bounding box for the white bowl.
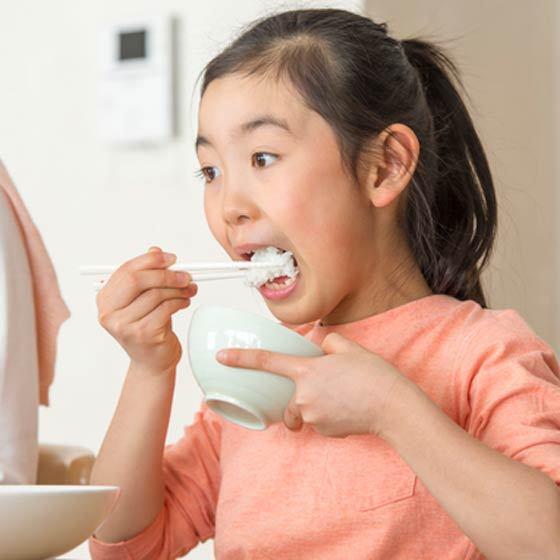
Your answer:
[0,485,120,560]
[187,304,323,430]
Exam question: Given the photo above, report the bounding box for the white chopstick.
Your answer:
[91,270,251,292]
[79,261,278,275]
[81,261,282,292]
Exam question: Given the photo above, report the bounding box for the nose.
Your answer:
[221,176,258,226]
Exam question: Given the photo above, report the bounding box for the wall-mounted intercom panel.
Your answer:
[97,16,176,145]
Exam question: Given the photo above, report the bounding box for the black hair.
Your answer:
[197,8,497,307]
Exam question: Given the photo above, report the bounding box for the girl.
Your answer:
[88,8,560,560]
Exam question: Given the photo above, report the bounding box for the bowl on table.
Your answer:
[0,485,120,560]
[187,304,324,430]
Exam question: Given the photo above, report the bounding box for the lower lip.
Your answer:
[258,273,300,300]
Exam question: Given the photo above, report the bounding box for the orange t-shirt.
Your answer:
[89,294,560,559]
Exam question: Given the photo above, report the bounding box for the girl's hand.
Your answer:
[216,332,412,438]
[96,246,198,375]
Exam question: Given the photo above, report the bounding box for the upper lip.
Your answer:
[233,243,291,261]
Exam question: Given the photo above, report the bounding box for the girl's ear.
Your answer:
[363,123,420,209]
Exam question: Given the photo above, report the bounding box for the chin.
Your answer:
[264,298,322,328]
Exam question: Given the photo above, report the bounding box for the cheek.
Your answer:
[285,149,357,242]
[204,190,226,244]
[283,183,366,291]
[288,184,355,255]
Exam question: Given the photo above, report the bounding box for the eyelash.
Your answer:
[194,152,278,184]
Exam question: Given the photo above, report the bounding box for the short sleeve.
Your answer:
[89,399,222,560]
[460,311,560,486]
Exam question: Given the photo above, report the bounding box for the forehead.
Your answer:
[197,73,310,141]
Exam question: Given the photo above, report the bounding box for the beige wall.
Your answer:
[366,0,559,350]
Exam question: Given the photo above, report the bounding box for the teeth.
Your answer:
[264,276,297,290]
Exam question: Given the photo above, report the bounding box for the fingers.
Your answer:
[104,296,190,346]
[216,348,309,380]
[110,284,197,325]
[132,296,192,336]
[124,246,174,272]
[97,248,193,312]
[95,246,196,372]
[283,398,303,431]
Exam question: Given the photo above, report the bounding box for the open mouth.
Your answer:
[243,246,300,289]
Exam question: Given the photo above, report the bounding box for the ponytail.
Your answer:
[401,38,497,306]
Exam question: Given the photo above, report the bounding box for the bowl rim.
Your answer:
[204,391,267,430]
[187,303,322,349]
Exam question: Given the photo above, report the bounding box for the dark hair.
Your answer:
[197,8,497,307]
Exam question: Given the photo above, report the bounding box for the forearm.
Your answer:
[90,362,176,543]
[380,380,560,560]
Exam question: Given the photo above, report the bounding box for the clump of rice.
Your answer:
[245,246,299,288]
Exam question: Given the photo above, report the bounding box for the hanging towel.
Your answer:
[0,159,70,406]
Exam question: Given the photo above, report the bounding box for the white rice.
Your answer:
[244,246,299,288]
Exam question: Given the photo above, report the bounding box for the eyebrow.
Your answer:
[195,114,293,151]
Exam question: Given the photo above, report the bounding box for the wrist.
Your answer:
[128,361,177,381]
[376,376,427,444]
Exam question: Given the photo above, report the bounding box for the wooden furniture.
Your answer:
[37,444,95,485]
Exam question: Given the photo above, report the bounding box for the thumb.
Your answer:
[148,246,162,253]
[283,397,303,432]
[321,331,364,354]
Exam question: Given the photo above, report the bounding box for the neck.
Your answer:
[319,240,433,327]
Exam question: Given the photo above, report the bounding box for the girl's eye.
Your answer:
[252,152,278,168]
[194,153,277,185]
[194,166,221,184]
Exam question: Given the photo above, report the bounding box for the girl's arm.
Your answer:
[90,362,176,543]
[381,380,560,560]
[89,246,196,544]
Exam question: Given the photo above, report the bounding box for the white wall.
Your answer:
[0,1,362,558]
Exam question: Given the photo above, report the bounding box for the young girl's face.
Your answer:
[196,73,402,326]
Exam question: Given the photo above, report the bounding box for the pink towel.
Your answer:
[0,159,70,406]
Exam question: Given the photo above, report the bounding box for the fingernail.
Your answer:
[165,253,176,263]
[217,350,227,361]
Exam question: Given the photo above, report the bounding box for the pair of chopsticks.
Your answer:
[79,261,280,292]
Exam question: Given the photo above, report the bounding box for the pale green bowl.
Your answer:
[187,304,323,430]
